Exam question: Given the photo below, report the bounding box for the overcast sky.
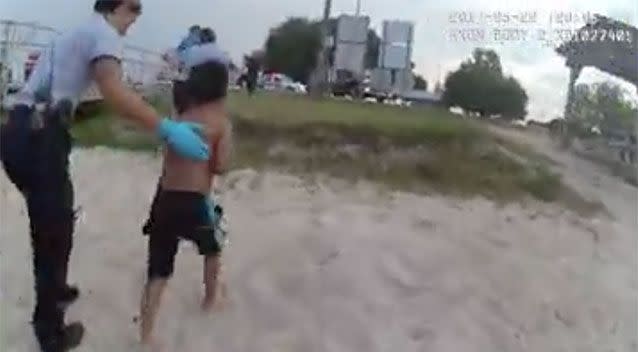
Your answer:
[2,0,637,121]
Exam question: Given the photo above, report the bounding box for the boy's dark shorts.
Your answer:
[143,188,222,279]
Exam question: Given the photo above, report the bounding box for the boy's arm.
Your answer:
[210,118,233,175]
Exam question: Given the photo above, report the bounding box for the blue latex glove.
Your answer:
[157,118,209,161]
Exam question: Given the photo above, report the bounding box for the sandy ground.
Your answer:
[1,142,637,352]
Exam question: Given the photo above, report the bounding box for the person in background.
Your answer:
[245,55,259,95]
[0,1,209,351]
[199,27,217,44]
[177,25,202,52]
[171,27,216,117]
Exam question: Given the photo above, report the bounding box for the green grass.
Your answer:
[71,95,169,151]
[71,108,159,152]
[68,91,597,213]
[227,92,483,146]
[226,93,574,203]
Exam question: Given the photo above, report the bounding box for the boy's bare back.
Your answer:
[161,104,231,194]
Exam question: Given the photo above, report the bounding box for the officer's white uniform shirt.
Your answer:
[22,13,124,107]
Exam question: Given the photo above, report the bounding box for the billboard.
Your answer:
[333,15,369,76]
[336,15,369,43]
[379,20,414,70]
[383,20,413,43]
[334,43,367,75]
[370,68,414,95]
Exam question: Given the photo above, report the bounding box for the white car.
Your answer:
[1,83,23,112]
[260,73,307,94]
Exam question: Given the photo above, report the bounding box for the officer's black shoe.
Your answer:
[58,322,84,351]
[35,321,84,352]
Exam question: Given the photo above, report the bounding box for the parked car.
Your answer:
[1,83,23,112]
[259,73,307,94]
[331,76,361,98]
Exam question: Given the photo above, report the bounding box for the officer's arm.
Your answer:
[91,58,161,131]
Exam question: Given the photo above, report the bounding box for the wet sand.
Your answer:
[1,147,636,352]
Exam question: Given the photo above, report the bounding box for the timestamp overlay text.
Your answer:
[443,10,633,47]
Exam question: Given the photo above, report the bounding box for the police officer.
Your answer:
[0,1,210,351]
[177,25,202,52]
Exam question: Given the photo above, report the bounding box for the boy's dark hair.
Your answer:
[94,0,123,14]
[173,61,228,114]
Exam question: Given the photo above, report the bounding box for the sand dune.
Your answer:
[1,147,636,352]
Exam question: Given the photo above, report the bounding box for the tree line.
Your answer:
[566,81,637,138]
[442,48,528,120]
[255,17,381,84]
[250,16,636,127]
[253,18,531,119]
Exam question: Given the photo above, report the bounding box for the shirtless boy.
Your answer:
[139,43,232,349]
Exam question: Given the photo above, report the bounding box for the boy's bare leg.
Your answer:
[140,278,168,348]
[202,255,223,311]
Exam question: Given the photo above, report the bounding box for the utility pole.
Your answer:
[310,0,332,97]
[355,0,361,16]
[0,22,11,108]
[323,0,332,23]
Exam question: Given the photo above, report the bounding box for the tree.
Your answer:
[264,18,323,84]
[442,48,528,119]
[413,74,428,90]
[571,81,637,136]
[264,17,382,84]
[493,76,528,119]
[471,48,502,76]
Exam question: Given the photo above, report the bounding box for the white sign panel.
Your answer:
[380,44,409,70]
[337,15,369,43]
[370,68,413,95]
[383,20,413,44]
[334,43,367,74]
[379,20,414,70]
[370,68,391,92]
[333,15,369,75]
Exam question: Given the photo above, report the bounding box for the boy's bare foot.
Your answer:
[201,296,215,312]
[201,295,223,312]
[202,280,229,312]
[201,282,228,312]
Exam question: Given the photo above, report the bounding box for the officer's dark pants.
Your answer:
[0,104,75,347]
[246,76,257,95]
